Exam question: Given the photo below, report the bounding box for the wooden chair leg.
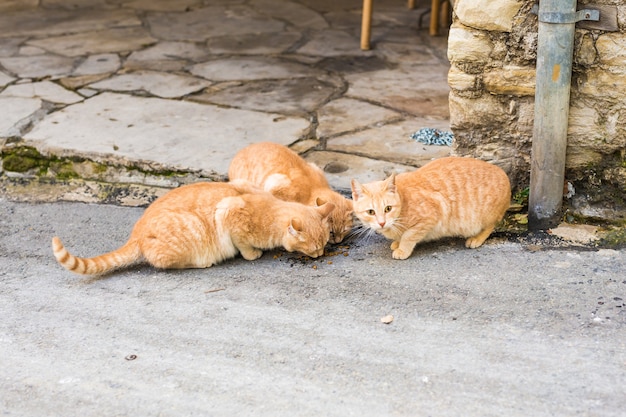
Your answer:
[429,0,441,36]
[408,0,416,9]
[442,0,451,28]
[361,0,373,50]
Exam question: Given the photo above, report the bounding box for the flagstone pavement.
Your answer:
[0,0,451,203]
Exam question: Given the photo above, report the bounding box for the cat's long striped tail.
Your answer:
[51,237,142,275]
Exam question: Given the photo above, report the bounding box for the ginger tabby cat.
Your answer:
[351,157,511,259]
[52,181,334,275]
[228,142,353,243]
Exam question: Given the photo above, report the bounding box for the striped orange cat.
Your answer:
[228,142,353,243]
[351,157,511,259]
[52,181,334,275]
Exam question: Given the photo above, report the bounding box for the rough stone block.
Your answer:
[565,148,603,169]
[575,33,598,67]
[454,0,524,32]
[483,66,535,96]
[449,93,509,130]
[447,25,493,69]
[447,66,480,91]
[577,68,626,100]
[596,33,626,67]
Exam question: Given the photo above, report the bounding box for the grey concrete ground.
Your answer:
[1,198,626,416]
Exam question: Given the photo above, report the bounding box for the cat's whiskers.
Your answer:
[347,222,378,245]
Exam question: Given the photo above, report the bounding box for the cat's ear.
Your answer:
[315,202,335,219]
[384,173,397,193]
[288,218,303,236]
[315,197,327,206]
[351,179,364,201]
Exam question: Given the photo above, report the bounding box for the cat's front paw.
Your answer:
[390,241,400,250]
[240,247,263,261]
[392,248,411,260]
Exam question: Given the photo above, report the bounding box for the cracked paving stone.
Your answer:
[0,0,38,12]
[0,8,141,38]
[377,40,444,66]
[346,64,450,117]
[88,71,212,99]
[193,78,337,116]
[326,118,452,167]
[22,92,310,175]
[189,56,322,82]
[125,42,211,71]
[114,0,204,12]
[146,5,284,42]
[250,0,329,29]
[0,97,42,137]
[297,30,368,57]
[305,151,414,193]
[26,27,157,57]
[0,38,25,57]
[206,32,302,55]
[18,45,46,56]
[73,54,121,76]
[0,55,77,79]
[0,81,84,104]
[316,97,401,139]
[0,71,15,87]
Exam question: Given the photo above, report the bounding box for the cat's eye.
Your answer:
[366,209,375,215]
[384,206,392,213]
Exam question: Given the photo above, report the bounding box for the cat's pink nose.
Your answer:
[378,221,386,227]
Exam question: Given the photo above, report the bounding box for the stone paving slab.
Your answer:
[0,55,77,79]
[22,93,310,175]
[88,71,212,99]
[73,53,121,76]
[27,27,158,57]
[305,151,416,193]
[145,6,285,41]
[316,97,402,139]
[192,78,339,116]
[206,32,303,55]
[0,97,42,137]
[189,56,323,82]
[125,42,211,71]
[0,0,452,203]
[346,64,451,118]
[0,81,84,104]
[118,0,202,12]
[326,118,452,167]
[0,8,140,39]
[251,0,330,30]
[0,71,15,86]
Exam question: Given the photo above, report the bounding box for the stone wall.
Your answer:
[447,0,626,221]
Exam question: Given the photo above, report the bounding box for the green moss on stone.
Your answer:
[599,225,626,248]
[1,146,45,173]
[91,162,108,174]
[50,161,79,180]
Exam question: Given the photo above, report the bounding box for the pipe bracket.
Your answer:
[531,6,600,24]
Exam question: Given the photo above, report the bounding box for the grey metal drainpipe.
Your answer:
[528,1,599,230]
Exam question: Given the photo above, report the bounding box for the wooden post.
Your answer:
[429,0,441,35]
[528,0,577,230]
[361,0,373,50]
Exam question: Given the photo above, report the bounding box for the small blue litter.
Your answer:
[410,128,454,146]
